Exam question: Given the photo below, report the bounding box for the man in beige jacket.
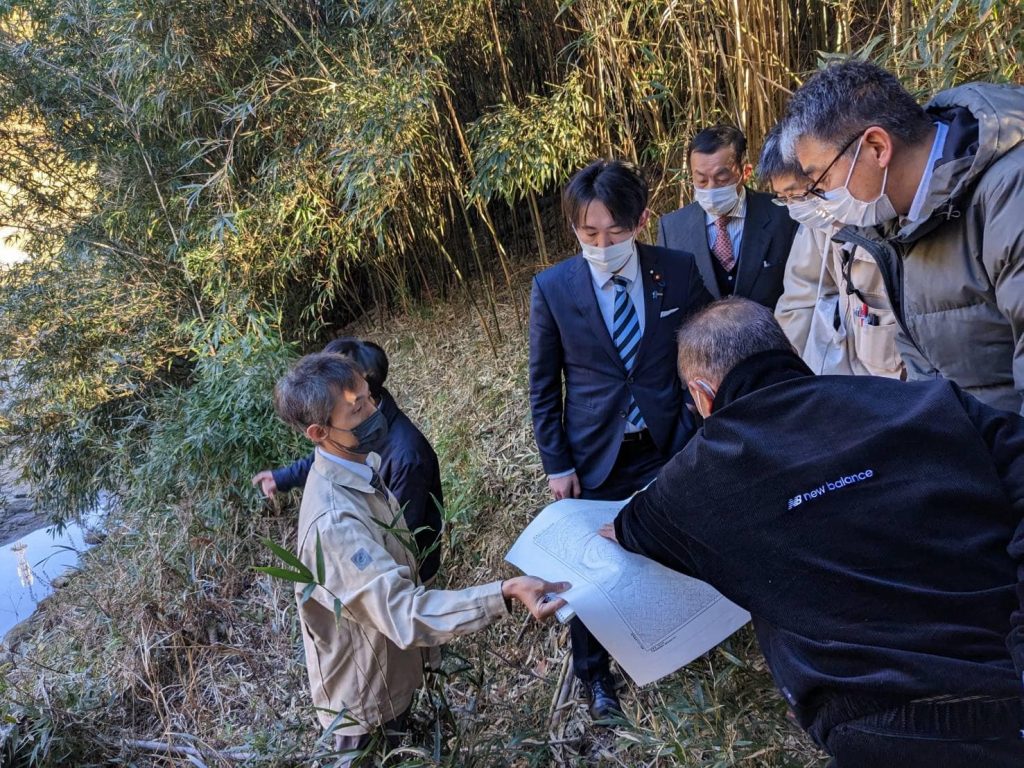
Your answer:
[758,125,905,378]
[273,352,568,764]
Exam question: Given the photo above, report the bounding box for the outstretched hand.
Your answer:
[501,576,571,620]
[251,470,278,498]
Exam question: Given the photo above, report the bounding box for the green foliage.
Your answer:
[1,0,1023,764]
[255,534,315,587]
[842,0,1024,91]
[468,71,596,204]
[123,311,302,524]
[0,237,187,520]
[2,0,1022,526]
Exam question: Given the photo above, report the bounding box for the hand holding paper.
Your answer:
[506,498,749,685]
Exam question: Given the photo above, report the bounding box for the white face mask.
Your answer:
[694,183,741,217]
[577,233,636,273]
[819,137,898,228]
[787,197,835,231]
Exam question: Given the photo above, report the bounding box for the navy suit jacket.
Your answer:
[271,388,443,582]
[656,188,797,309]
[529,242,712,490]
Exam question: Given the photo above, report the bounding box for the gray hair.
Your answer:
[756,123,804,184]
[779,59,932,161]
[676,298,795,384]
[274,352,364,433]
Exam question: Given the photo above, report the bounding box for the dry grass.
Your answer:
[2,274,826,767]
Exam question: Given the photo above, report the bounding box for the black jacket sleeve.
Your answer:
[385,451,444,583]
[953,385,1024,684]
[271,452,315,494]
[613,471,699,579]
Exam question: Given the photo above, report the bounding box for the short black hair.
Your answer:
[274,353,365,433]
[687,125,747,165]
[322,337,389,399]
[562,160,649,230]
[756,123,805,183]
[780,59,933,159]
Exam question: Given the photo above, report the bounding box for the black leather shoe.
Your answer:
[586,676,623,721]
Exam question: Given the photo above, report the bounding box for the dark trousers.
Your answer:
[333,710,409,767]
[825,697,1024,768]
[571,431,666,683]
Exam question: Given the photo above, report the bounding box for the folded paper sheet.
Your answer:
[506,498,750,685]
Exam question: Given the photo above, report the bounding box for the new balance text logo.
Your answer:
[786,469,876,510]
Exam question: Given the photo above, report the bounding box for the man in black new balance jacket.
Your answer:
[603,298,1024,767]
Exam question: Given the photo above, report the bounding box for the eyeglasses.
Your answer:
[770,190,818,207]
[805,129,867,200]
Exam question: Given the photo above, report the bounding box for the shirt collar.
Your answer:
[588,246,640,289]
[906,121,949,224]
[704,185,747,225]
[315,446,377,489]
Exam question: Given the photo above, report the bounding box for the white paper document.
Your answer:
[506,498,750,686]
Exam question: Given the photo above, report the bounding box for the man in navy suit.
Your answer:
[657,125,797,309]
[528,160,712,721]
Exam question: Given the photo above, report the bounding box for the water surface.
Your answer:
[0,523,85,639]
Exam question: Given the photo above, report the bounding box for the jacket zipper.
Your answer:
[830,228,931,363]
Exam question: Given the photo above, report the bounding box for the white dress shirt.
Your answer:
[588,248,644,435]
[317,446,374,483]
[587,247,646,339]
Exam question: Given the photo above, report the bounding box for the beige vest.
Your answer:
[776,225,905,379]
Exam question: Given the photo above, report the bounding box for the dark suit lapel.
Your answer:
[568,255,626,372]
[735,190,773,298]
[684,205,721,299]
[634,244,665,366]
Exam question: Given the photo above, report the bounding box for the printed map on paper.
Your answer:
[506,498,750,685]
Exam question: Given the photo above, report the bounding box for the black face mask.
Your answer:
[347,407,389,454]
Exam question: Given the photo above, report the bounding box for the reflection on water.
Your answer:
[12,543,32,587]
[0,523,85,639]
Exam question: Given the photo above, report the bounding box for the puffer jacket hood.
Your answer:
[901,81,1024,241]
[832,80,1024,415]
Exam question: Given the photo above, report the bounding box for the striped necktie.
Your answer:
[611,276,646,429]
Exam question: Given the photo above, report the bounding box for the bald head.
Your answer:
[677,298,795,387]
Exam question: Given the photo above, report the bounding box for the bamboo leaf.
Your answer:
[300,581,317,604]
[254,566,315,584]
[261,537,312,579]
[315,530,326,584]
[333,597,344,624]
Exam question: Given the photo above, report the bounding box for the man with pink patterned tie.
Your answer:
[657,125,797,309]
